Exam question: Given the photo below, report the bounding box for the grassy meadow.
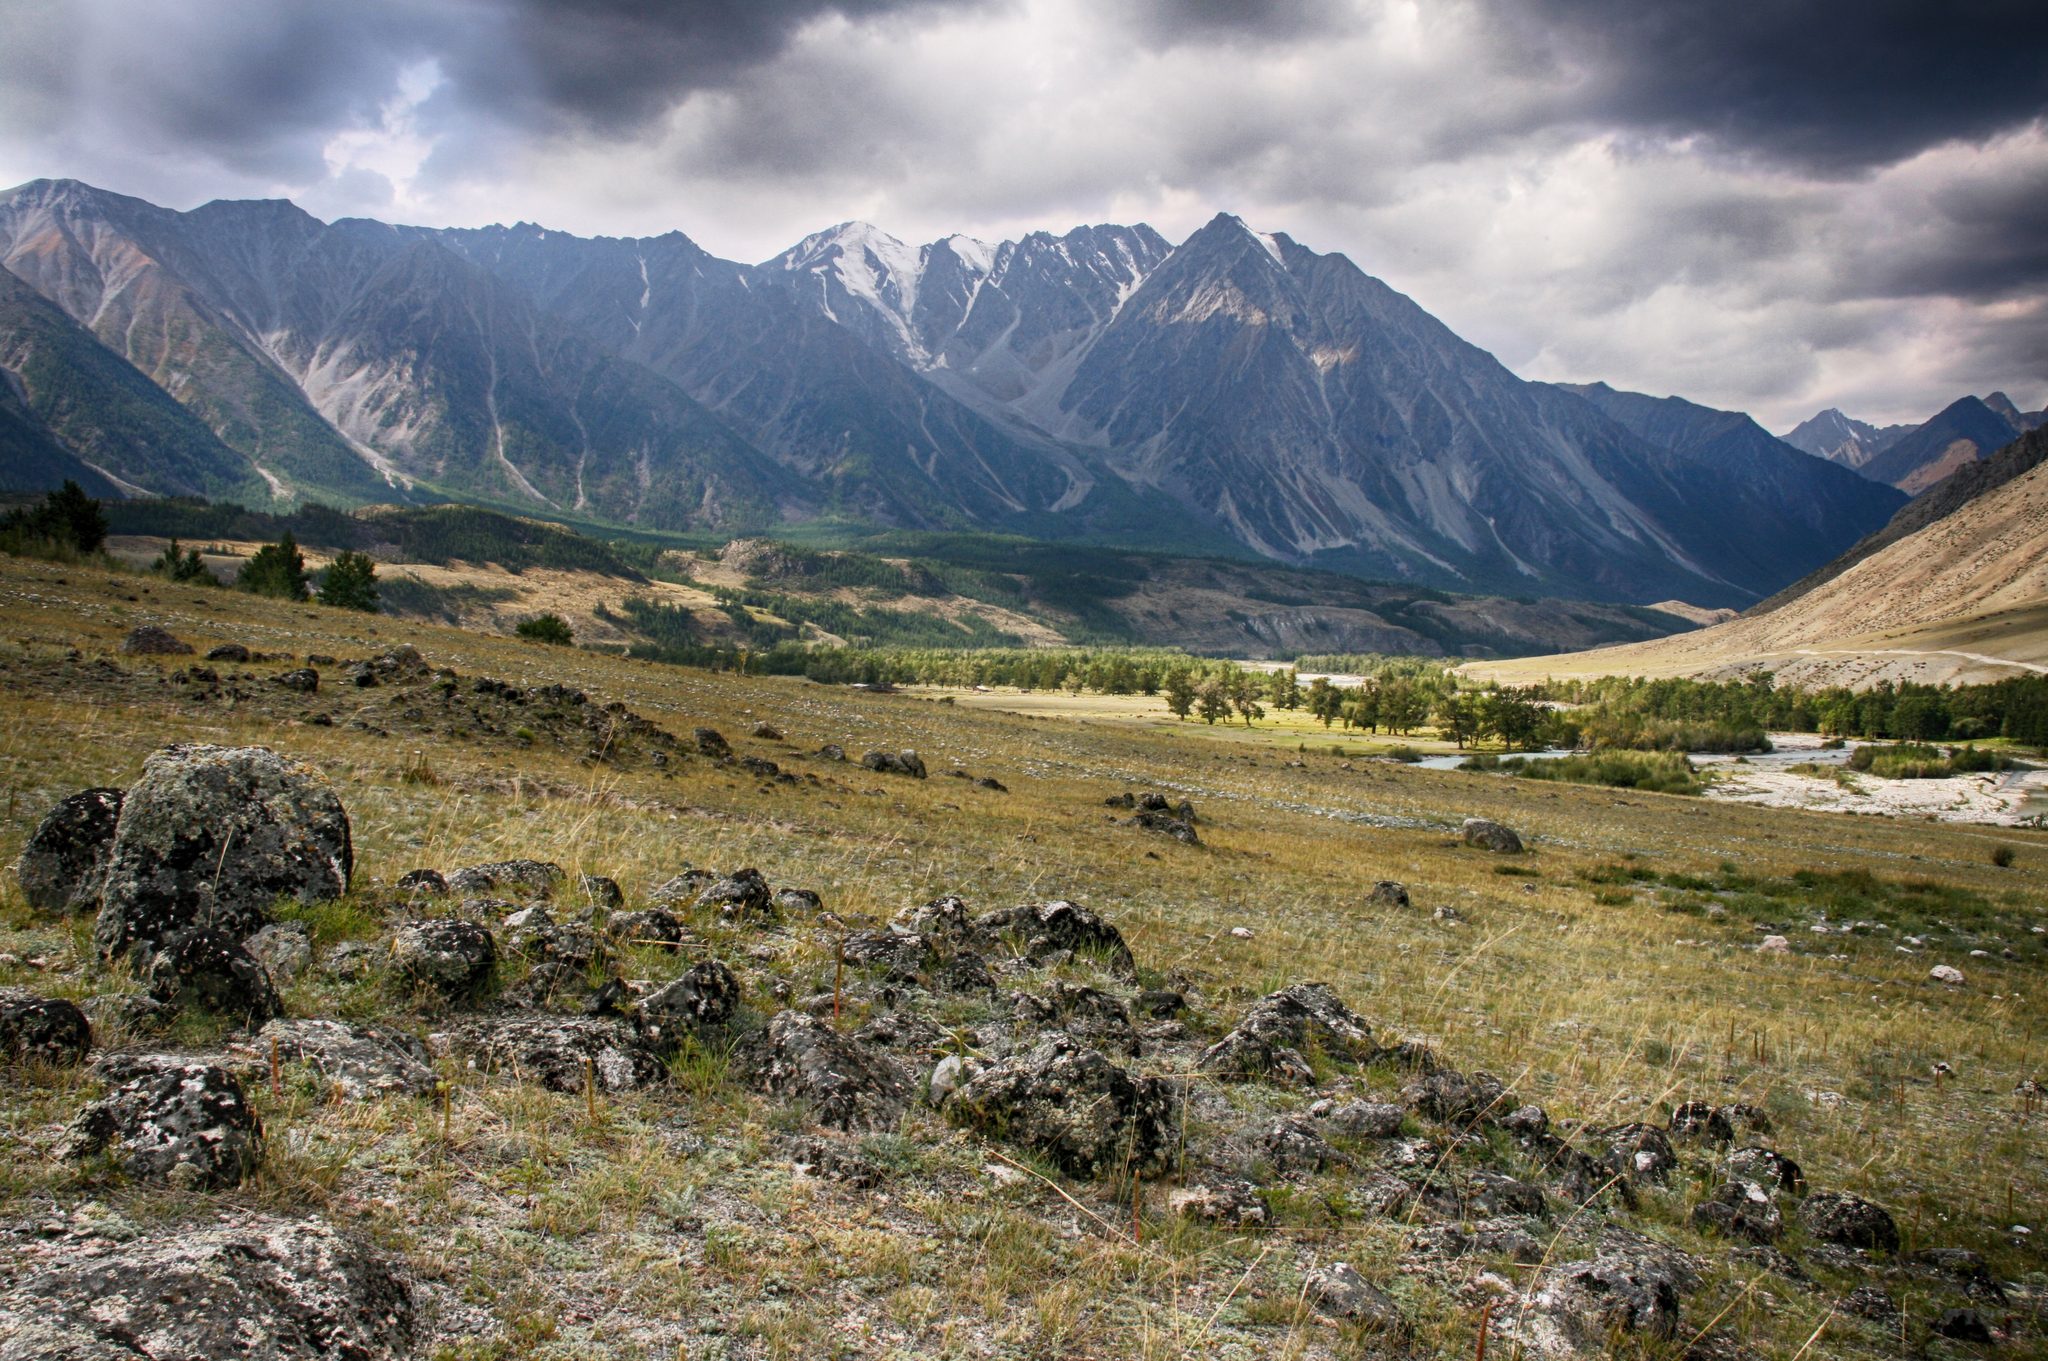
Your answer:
[0,550,2044,1359]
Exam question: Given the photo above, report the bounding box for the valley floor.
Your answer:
[2,553,2046,1359]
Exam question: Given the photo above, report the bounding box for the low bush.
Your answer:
[1483,749,1701,795]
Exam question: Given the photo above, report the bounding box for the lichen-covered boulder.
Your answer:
[744,1010,914,1132]
[606,908,683,951]
[1726,1145,1805,1194]
[1199,982,1374,1082]
[1012,981,1141,1056]
[1405,1068,1512,1127]
[15,786,123,914]
[446,859,562,898]
[1304,1263,1406,1332]
[1513,1250,1689,1358]
[950,1035,1179,1178]
[697,868,773,922]
[971,900,1136,976]
[638,960,742,1043]
[58,1058,261,1189]
[0,989,91,1067]
[452,1016,663,1093]
[861,749,927,778]
[576,873,624,908]
[389,919,497,1002]
[121,625,193,656]
[93,745,352,965]
[1800,1190,1900,1253]
[1327,1100,1406,1139]
[1462,818,1524,853]
[146,928,281,1027]
[1692,1180,1783,1244]
[0,1212,419,1361]
[258,1019,436,1101]
[243,922,313,983]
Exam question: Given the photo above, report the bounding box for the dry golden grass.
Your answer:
[1,550,2046,1358]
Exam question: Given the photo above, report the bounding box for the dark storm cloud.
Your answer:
[1487,0,2048,173]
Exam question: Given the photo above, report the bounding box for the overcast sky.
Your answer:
[3,0,2045,430]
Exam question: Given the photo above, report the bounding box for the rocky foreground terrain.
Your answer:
[0,555,2044,1359]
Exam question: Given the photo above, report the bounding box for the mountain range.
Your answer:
[1784,393,2045,494]
[0,178,1907,608]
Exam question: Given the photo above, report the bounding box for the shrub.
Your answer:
[317,550,380,613]
[1502,750,1701,796]
[148,536,214,584]
[237,532,310,600]
[516,613,574,646]
[1993,844,2017,868]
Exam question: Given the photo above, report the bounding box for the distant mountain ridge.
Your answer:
[0,178,1907,608]
[1782,393,2045,493]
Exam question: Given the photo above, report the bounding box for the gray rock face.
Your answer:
[59,1059,261,1189]
[698,868,773,922]
[15,786,122,913]
[861,749,927,778]
[1124,811,1200,844]
[1594,1122,1679,1183]
[1691,1180,1783,1244]
[1799,1190,1900,1253]
[576,873,624,908]
[1366,880,1410,908]
[259,1019,436,1101]
[1327,1099,1406,1139]
[1462,818,1524,853]
[1304,1263,1405,1331]
[1406,1069,1512,1127]
[1168,1177,1269,1227]
[390,919,498,1001]
[1725,1145,1805,1194]
[1012,981,1141,1056]
[454,1016,663,1093]
[950,1035,1179,1178]
[94,745,353,965]
[146,928,282,1027]
[747,1010,914,1132]
[638,960,742,1043]
[0,990,91,1067]
[0,1212,419,1361]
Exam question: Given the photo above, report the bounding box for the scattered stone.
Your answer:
[390,919,498,1001]
[1799,1191,1900,1253]
[1327,1100,1406,1138]
[950,1035,1179,1178]
[1930,964,1966,986]
[972,900,1137,976]
[1515,1251,1687,1357]
[1201,982,1373,1083]
[0,1213,419,1361]
[319,940,381,984]
[694,727,732,758]
[1934,1308,1994,1343]
[815,743,846,761]
[1726,1146,1805,1194]
[1168,1177,1269,1227]
[1408,1069,1512,1127]
[607,908,683,951]
[1836,1285,1899,1321]
[58,1059,261,1189]
[1462,818,1523,853]
[861,749,928,779]
[1758,935,1791,954]
[639,960,743,1044]
[576,873,624,908]
[786,1133,885,1187]
[500,961,595,1012]
[397,868,448,897]
[259,1019,436,1101]
[274,667,319,693]
[1263,1116,1352,1175]
[458,1016,664,1092]
[1691,1181,1783,1244]
[745,1010,914,1132]
[242,921,313,983]
[699,867,775,921]
[1126,811,1200,844]
[1910,1248,2007,1302]
[774,887,823,915]
[1433,903,1462,922]
[0,991,91,1067]
[1595,1122,1679,1184]
[1668,1100,1735,1144]
[147,929,281,1027]
[1468,1170,1548,1217]
[974,777,1008,792]
[94,745,353,965]
[1362,877,1408,908]
[448,859,562,897]
[751,722,783,740]
[15,786,123,914]
[121,625,193,656]
[1136,989,1185,1019]
[1500,1104,1550,1137]
[1304,1263,1405,1332]
[1013,981,1141,1055]
[204,643,251,662]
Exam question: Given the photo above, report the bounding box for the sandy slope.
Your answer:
[1463,457,2048,688]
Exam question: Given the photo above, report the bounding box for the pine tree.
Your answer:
[237,532,310,600]
[318,551,381,613]
[516,613,574,645]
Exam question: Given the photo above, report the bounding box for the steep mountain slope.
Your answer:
[0,265,265,501]
[0,180,1910,606]
[0,180,386,505]
[1781,408,1914,469]
[1557,383,1906,593]
[0,182,803,528]
[1856,395,2031,493]
[1465,422,2048,688]
[0,380,114,499]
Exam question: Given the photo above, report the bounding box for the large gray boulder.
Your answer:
[1800,1190,1900,1253]
[58,1058,261,1189]
[0,1212,418,1361]
[1199,982,1374,1083]
[15,787,123,914]
[258,1019,436,1101]
[0,989,91,1067]
[949,1035,1180,1178]
[93,746,352,965]
[146,928,281,1027]
[448,1016,663,1093]
[390,919,498,1002]
[1513,1250,1690,1358]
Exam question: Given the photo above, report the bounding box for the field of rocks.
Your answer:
[1,551,2046,1360]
